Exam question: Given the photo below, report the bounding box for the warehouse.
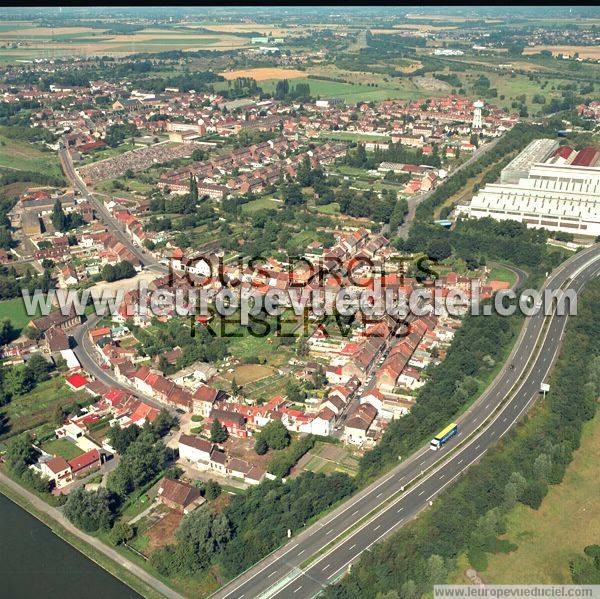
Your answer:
[457,147,600,238]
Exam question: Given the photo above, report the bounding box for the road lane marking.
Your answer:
[376,492,383,498]
[294,586,303,593]
[352,509,359,516]
[326,528,334,535]
[268,571,276,578]
[374,524,381,531]
[418,490,425,496]
[348,544,356,550]
[297,549,305,556]
[397,507,404,513]
[322,564,331,571]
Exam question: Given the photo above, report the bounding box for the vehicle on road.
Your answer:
[430,422,458,450]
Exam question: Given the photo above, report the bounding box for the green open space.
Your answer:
[0,296,41,333]
[0,129,63,178]
[41,438,84,461]
[1,377,91,439]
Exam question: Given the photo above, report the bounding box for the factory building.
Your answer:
[456,145,600,238]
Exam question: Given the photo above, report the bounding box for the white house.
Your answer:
[178,434,212,467]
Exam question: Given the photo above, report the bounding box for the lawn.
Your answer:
[461,408,600,583]
[487,265,518,287]
[0,296,41,333]
[240,197,282,214]
[41,438,84,461]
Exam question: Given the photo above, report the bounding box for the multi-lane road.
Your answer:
[59,143,600,599]
[213,243,600,599]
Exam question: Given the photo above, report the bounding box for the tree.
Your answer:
[64,488,116,532]
[51,198,68,232]
[153,409,177,437]
[426,238,452,262]
[254,435,268,455]
[106,431,169,498]
[210,419,228,443]
[260,420,291,450]
[5,433,38,475]
[204,480,222,501]
[109,521,135,546]
[189,174,198,202]
[0,318,16,345]
[107,424,140,454]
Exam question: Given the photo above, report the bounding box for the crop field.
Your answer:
[0,23,249,61]
[298,441,360,477]
[523,45,600,60]
[221,67,306,81]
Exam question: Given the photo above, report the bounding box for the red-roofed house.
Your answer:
[68,449,102,477]
[66,373,88,391]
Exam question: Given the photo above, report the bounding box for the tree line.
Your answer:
[325,278,600,598]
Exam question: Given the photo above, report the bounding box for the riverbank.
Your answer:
[0,471,179,599]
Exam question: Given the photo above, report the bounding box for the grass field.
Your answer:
[0,296,41,333]
[457,408,600,583]
[2,378,90,439]
[41,438,84,461]
[260,77,430,103]
[0,130,63,178]
[223,364,275,386]
[240,197,282,214]
[487,265,518,287]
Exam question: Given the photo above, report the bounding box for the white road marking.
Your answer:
[397,507,404,513]
[322,564,331,571]
[297,549,305,556]
[294,586,303,593]
[374,524,381,531]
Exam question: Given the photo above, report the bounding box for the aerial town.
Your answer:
[0,6,598,599]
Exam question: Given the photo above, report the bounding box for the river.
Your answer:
[0,492,141,599]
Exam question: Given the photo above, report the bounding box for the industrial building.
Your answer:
[456,145,600,238]
[500,138,559,183]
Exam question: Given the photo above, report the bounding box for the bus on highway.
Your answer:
[430,423,458,450]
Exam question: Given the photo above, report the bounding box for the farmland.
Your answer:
[0,22,249,62]
[221,67,306,81]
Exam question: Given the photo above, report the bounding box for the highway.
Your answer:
[59,141,599,599]
[213,243,600,599]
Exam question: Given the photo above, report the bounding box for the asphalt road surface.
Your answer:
[59,145,166,273]
[213,243,600,599]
